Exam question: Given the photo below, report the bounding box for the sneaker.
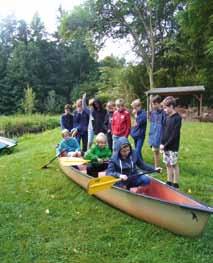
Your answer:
[166,181,173,186]
[173,183,179,189]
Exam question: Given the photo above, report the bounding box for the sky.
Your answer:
[0,0,137,62]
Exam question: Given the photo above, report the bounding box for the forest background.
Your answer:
[0,0,212,115]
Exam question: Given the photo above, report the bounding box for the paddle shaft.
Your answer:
[41,150,66,169]
[116,169,159,182]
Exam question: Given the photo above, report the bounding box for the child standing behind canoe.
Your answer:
[160,96,182,188]
[104,101,115,151]
[111,98,131,152]
[84,133,111,177]
[106,137,158,190]
[56,129,82,157]
[130,99,147,161]
[148,95,166,168]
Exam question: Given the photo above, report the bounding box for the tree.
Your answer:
[21,85,36,114]
[176,0,213,103]
[60,0,180,89]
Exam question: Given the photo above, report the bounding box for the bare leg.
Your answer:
[167,164,173,182]
[173,164,180,184]
[154,150,160,168]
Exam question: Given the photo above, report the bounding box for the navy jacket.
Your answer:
[130,110,147,139]
[161,112,182,151]
[60,113,73,132]
[73,110,89,135]
[106,137,154,178]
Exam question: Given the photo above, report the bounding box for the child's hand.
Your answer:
[155,167,162,173]
[160,144,164,153]
[119,174,128,181]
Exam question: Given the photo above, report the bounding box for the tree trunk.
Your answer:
[148,67,154,89]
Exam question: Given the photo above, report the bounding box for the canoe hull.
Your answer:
[0,136,17,151]
[59,160,212,237]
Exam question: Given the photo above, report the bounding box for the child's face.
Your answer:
[120,145,131,159]
[163,105,173,115]
[116,104,125,112]
[63,132,70,140]
[151,102,160,110]
[65,108,71,114]
[107,104,115,112]
[76,100,82,111]
[97,139,106,149]
[131,104,141,113]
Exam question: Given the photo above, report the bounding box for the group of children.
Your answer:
[58,94,182,189]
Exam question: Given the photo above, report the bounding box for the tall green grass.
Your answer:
[0,122,212,263]
[0,114,59,137]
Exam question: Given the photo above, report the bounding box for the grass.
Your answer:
[0,122,213,263]
[0,114,59,137]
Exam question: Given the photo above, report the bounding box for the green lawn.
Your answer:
[0,122,213,263]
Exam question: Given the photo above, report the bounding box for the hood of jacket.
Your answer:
[112,137,137,161]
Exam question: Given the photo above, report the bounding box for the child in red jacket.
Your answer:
[111,98,131,152]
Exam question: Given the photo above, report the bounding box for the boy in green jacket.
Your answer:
[84,133,112,177]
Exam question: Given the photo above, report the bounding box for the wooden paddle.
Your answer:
[41,150,66,169]
[87,169,159,195]
[60,157,91,166]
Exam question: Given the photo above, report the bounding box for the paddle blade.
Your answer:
[87,176,121,195]
[60,157,90,166]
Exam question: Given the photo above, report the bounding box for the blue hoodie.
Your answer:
[106,137,154,178]
[56,137,80,155]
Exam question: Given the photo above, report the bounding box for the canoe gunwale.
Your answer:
[60,162,213,215]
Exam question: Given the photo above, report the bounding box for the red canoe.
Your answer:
[59,158,213,237]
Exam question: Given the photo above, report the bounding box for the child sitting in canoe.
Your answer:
[84,132,111,177]
[106,137,159,189]
[56,129,82,157]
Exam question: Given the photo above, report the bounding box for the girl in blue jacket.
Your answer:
[148,95,165,168]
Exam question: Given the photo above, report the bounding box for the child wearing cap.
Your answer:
[84,133,111,177]
[56,129,82,157]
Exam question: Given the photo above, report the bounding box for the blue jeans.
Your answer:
[116,174,150,189]
[112,135,120,153]
[134,137,145,160]
[76,132,88,153]
[87,128,94,149]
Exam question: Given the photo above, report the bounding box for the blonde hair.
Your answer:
[115,98,124,106]
[96,132,107,143]
[61,129,69,137]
